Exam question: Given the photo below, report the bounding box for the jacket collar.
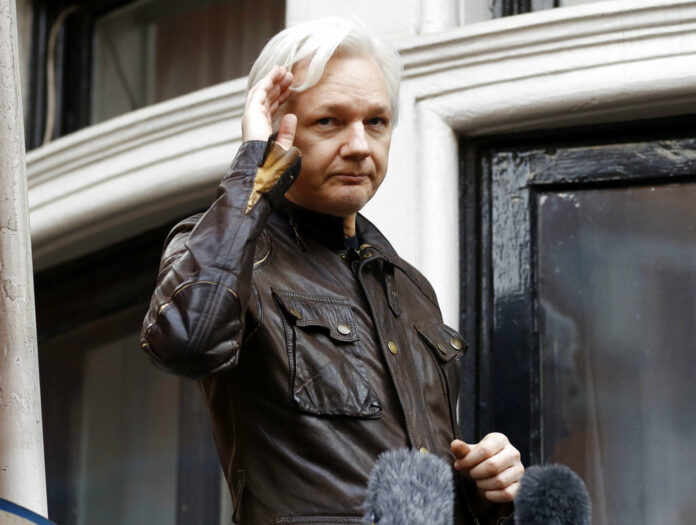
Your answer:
[355,214,399,262]
[278,200,399,261]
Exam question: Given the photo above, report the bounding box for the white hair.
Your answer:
[247,17,402,125]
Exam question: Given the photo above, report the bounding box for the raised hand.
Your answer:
[242,65,296,149]
[451,433,524,504]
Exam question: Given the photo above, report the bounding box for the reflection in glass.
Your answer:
[537,184,696,524]
[91,0,284,124]
[76,333,179,525]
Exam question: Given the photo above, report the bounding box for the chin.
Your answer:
[287,186,375,217]
[326,190,372,216]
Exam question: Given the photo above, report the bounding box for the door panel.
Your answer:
[465,135,696,524]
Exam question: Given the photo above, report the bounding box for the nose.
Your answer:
[340,123,370,159]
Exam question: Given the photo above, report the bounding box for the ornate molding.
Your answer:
[398,0,696,133]
[27,79,247,269]
[27,0,696,280]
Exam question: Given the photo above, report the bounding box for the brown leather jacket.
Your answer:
[141,139,500,524]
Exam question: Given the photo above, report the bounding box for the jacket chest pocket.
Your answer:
[273,289,380,418]
[414,322,467,432]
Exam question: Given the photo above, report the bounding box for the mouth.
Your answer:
[331,172,370,183]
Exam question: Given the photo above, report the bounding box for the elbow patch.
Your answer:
[142,281,242,377]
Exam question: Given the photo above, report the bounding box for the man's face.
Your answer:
[283,54,393,219]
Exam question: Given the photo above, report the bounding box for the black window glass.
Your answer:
[538,183,696,524]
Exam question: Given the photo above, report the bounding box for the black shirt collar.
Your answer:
[279,200,351,252]
[278,200,399,261]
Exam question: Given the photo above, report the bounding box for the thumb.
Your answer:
[450,439,472,460]
[276,113,297,151]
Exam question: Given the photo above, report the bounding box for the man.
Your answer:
[141,17,524,524]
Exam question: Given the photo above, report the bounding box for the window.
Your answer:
[91,0,283,124]
[538,183,696,523]
[37,220,225,525]
[460,117,696,523]
[488,0,609,18]
[27,0,284,148]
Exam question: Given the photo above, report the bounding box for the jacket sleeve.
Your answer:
[140,138,301,378]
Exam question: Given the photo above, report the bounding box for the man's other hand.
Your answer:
[242,65,296,149]
[451,433,524,504]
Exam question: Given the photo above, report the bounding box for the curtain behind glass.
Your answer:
[538,184,696,524]
[76,332,180,525]
[91,0,284,124]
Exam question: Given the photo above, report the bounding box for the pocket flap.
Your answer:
[415,322,468,362]
[273,289,360,343]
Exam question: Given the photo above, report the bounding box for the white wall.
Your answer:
[286,0,493,39]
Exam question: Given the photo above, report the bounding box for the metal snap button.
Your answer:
[450,337,462,350]
[387,341,398,355]
[337,323,351,335]
[419,447,429,454]
[290,308,302,320]
[437,343,447,355]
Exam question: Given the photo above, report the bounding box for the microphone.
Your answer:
[514,464,591,525]
[363,448,454,525]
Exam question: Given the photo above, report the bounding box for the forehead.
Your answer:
[289,55,391,116]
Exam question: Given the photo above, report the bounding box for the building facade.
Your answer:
[14,0,696,523]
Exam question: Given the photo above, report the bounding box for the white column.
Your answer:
[418,0,458,33]
[0,0,48,517]
[415,104,460,327]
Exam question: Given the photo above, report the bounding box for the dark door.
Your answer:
[461,123,696,524]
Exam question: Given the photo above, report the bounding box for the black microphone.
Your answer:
[363,448,454,525]
[514,464,591,525]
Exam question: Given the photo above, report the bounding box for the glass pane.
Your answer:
[91,0,284,124]
[76,332,180,525]
[537,184,696,524]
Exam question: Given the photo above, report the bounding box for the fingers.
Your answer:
[451,433,525,504]
[473,464,525,491]
[452,434,504,473]
[482,481,521,503]
[265,72,293,113]
[468,446,520,480]
[458,432,508,471]
[276,113,297,151]
[242,65,294,142]
[256,66,294,112]
[272,67,294,108]
[250,65,292,103]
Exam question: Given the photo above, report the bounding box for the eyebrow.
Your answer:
[313,103,392,116]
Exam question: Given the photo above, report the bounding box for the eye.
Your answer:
[315,117,335,126]
[366,117,388,128]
